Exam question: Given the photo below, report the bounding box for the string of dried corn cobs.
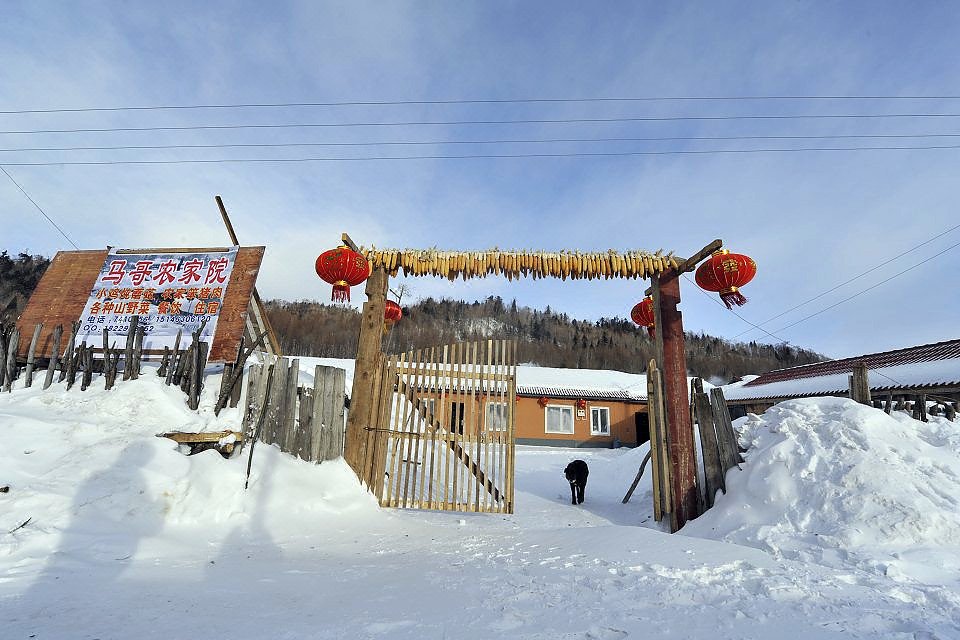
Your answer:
[358,248,681,281]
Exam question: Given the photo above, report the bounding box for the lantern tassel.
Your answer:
[646,326,655,338]
[720,290,748,309]
[332,284,350,303]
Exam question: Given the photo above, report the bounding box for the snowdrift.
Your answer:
[683,397,960,585]
[0,371,379,567]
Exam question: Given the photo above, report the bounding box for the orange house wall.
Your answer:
[514,396,645,447]
[409,390,646,447]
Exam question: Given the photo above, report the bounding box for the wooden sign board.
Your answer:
[15,246,265,363]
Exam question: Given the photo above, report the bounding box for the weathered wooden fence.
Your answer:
[624,362,743,532]
[0,319,262,415]
[347,339,517,514]
[690,378,742,512]
[242,358,347,463]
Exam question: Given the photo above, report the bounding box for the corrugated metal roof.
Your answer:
[743,338,960,387]
[724,339,960,402]
[517,386,647,402]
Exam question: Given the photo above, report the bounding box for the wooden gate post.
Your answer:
[344,265,388,482]
[652,269,698,530]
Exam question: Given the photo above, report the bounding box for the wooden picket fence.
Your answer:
[347,339,517,513]
[242,357,347,463]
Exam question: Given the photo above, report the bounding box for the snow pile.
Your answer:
[0,371,380,570]
[683,397,960,585]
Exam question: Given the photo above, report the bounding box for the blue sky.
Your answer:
[1,2,959,359]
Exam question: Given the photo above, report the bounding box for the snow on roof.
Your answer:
[744,339,960,387]
[287,357,650,401]
[724,356,960,402]
[516,365,648,401]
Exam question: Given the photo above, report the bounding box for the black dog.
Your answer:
[564,459,589,505]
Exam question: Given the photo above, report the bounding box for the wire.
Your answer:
[6,113,960,136]
[4,132,960,153]
[771,238,960,333]
[681,274,792,345]
[4,94,960,115]
[2,144,960,166]
[733,221,960,339]
[0,165,79,249]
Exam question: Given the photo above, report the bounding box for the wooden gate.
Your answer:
[356,338,516,513]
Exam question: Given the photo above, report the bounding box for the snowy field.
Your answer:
[2,371,959,639]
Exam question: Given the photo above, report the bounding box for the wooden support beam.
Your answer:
[645,238,722,296]
[344,266,388,483]
[340,233,360,252]
[215,195,282,358]
[651,270,698,530]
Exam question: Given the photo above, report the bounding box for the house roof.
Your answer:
[516,365,648,402]
[723,338,960,402]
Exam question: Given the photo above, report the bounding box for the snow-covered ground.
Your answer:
[1,370,959,638]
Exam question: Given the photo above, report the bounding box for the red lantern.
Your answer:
[537,396,549,408]
[576,398,587,410]
[384,300,402,328]
[315,246,371,303]
[630,296,656,337]
[694,249,757,309]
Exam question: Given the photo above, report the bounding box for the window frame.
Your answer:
[590,406,611,436]
[544,404,575,435]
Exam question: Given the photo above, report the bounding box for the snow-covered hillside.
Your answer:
[1,371,958,638]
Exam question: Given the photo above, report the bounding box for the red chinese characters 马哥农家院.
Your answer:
[155,260,178,286]
[101,260,127,285]
[205,258,229,284]
[179,259,204,285]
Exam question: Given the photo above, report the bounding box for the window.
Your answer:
[486,401,508,431]
[591,407,610,435]
[545,405,575,434]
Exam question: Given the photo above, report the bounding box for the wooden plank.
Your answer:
[344,267,388,479]
[43,324,63,390]
[401,348,424,508]
[4,328,20,392]
[293,386,314,462]
[283,358,300,452]
[23,323,43,388]
[265,357,288,445]
[372,356,397,501]
[243,364,262,431]
[694,388,723,509]
[123,316,139,381]
[417,346,437,508]
[622,451,653,504]
[647,365,663,522]
[309,365,327,462]
[165,330,182,386]
[0,327,7,390]
[0,322,8,390]
[432,344,453,509]
[709,387,742,470]
[506,340,517,514]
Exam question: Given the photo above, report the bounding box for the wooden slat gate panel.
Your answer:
[364,338,516,514]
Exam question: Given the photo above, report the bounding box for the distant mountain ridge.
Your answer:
[265,296,824,383]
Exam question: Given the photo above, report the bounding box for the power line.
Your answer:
[2,143,960,166]
[4,131,960,154]
[0,165,79,249]
[733,221,960,339]
[4,94,960,115]
[681,274,793,345]
[6,113,960,136]
[771,238,960,334]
